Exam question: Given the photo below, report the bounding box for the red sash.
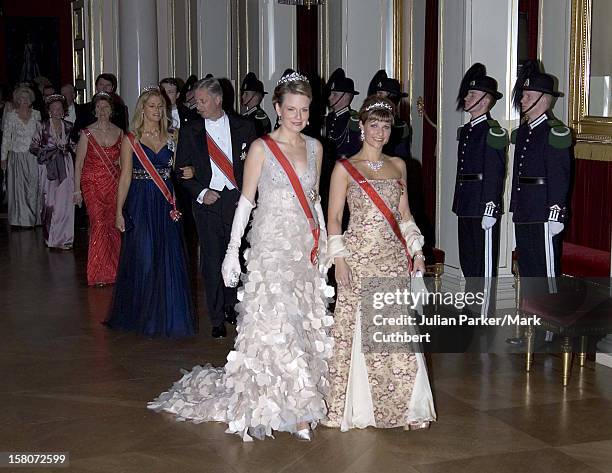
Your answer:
[127,133,181,222]
[261,135,319,266]
[340,159,413,273]
[84,128,120,181]
[206,132,238,189]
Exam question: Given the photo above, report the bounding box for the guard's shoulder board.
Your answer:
[394,120,410,139]
[486,119,509,150]
[547,118,572,149]
[255,110,269,121]
[510,127,519,145]
[349,109,360,132]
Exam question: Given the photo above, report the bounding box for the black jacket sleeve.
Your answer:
[544,143,571,222]
[480,144,507,217]
[175,125,207,200]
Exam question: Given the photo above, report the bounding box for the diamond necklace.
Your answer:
[365,160,384,171]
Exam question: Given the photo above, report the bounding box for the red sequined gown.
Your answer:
[81,135,121,285]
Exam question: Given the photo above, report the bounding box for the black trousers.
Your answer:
[193,188,239,328]
[458,217,500,316]
[515,222,562,277]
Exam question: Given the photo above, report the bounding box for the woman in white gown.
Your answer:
[324,96,436,431]
[148,70,334,441]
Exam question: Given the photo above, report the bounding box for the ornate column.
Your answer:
[118,0,159,114]
[258,0,297,119]
[325,0,395,105]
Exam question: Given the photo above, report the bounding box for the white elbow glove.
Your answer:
[399,218,425,255]
[221,195,255,287]
[313,196,327,249]
[481,216,497,230]
[548,221,564,236]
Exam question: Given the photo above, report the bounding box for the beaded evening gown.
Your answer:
[81,131,121,285]
[324,178,436,430]
[148,135,334,441]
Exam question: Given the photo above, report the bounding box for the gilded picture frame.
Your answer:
[569,0,612,146]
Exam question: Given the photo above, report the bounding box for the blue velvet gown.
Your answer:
[105,142,196,338]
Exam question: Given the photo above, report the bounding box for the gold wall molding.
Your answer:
[393,0,404,87]
[575,142,612,161]
[71,0,87,103]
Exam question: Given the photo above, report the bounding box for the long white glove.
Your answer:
[323,234,350,270]
[481,216,496,230]
[221,195,255,287]
[313,197,327,242]
[549,221,564,236]
[399,218,425,255]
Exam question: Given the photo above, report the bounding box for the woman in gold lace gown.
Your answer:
[324,96,436,431]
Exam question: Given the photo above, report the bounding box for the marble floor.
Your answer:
[1,225,611,473]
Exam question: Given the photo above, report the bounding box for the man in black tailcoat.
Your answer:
[175,77,257,338]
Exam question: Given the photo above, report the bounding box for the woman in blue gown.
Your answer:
[105,87,196,338]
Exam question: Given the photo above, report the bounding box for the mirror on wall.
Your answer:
[587,0,612,117]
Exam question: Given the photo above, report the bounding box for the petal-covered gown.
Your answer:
[148,135,334,441]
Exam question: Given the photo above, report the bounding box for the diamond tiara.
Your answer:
[277,71,308,85]
[44,94,66,104]
[141,85,160,93]
[365,101,393,112]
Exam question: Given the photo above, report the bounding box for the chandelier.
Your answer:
[278,0,325,7]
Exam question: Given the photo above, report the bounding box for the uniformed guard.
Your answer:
[368,70,411,160]
[510,60,572,282]
[453,63,507,316]
[324,68,361,159]
[240,72,271,137]
[320,68,361,219]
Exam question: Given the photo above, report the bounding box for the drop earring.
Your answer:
[360,129,365,141]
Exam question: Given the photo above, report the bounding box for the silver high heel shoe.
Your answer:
[404,421,431,431]
[293,425,313,441]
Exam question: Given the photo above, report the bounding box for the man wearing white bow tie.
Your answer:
[175,77,257,338]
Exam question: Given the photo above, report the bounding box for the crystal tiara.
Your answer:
[277,71,308,85]
[365,101,393,112]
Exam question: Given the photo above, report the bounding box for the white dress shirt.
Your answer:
[197,113,235,204]
[66,104,76,124]
[171,106,180,130]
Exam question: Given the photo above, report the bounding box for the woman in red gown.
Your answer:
[74,92,122,285]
